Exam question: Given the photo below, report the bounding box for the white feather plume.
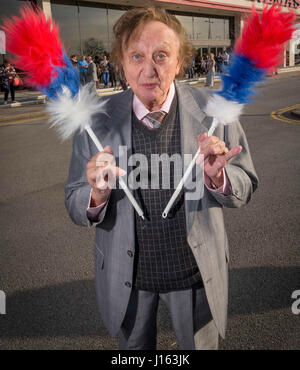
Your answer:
[204,94,244,126]
[46,83,107,141]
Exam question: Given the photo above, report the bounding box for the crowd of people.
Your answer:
[185,50,230,88]
[69,54,128,91]
[0,50,230,104]
[185,50,230,78]
[69,50,231,93]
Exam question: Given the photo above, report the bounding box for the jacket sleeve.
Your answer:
[207,119,259,208]
[64,129,110,227]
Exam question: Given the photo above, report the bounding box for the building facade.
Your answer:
[1,0,300,67]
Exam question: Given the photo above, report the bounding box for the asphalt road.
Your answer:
[0,72,299,350]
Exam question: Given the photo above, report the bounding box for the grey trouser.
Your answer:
[118,285,219,350]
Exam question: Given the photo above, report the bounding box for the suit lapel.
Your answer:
[106,89,133,155]
[175,80,213,237]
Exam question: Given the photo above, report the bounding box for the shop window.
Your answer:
[0,0,25,63]
[51,3,81,56]
[108,8,126,49]
[51,3,126,58]
[202,47,208,58]
[175,15,194,40]
[194,17,209,40]
[211,18,225,40]
[78,6,108,56]
[209,47,217,56]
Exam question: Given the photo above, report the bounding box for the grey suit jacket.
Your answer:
[65,80,258,338]
[85,61,98,83]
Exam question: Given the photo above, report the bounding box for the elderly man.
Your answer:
[65,7,258,350]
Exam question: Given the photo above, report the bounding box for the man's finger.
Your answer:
[115,167,127,177]
[224,145,242,162]
[96,151,116,168]
[96,165,126,190]
[198,135,225,158]
[197,133,208,147]
[103,145,113,155]
[209,141,226,155]
[87,146,114,167]
[95,165,126,182]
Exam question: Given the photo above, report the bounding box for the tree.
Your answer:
[82,38,105,59]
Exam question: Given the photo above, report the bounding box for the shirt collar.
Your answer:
[133,81,175,121]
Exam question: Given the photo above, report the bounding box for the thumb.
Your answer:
[197,133,208,147]
[115,167,127,177]
[103,145,113,155]
[225,145,242,162]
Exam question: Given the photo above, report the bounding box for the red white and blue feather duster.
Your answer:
[204,5,295,133]
[1,5,106,141]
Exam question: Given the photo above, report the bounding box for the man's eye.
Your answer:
[156,53,166,61]
[132,55,140,61]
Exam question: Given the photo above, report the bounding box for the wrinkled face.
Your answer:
[122,21,182,111]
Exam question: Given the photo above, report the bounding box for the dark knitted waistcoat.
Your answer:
[131,93,203,292]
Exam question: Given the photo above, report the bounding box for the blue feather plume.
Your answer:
[42,49,80,100]
[217,54,266,104]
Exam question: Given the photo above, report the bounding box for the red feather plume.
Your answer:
[1,5,65,87]
[235,5,296,70]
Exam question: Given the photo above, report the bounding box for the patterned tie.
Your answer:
[145,110,167,129]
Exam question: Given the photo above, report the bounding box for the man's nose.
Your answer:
[141,59,158,78]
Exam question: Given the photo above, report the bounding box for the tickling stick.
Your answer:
[85,126,145,220]
[162,118,218,219]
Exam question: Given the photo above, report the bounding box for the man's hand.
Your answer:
[86,145,126,207]
[197,133,242,188]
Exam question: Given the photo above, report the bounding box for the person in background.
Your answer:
[0,61,16,104]
[216,52,224,73]
[187,55,195,79]
[200,56,207,75]
[194,54,201,77]
[205,52,216,87]
[100,55,110,88]
[0,63,4,92]
[94,56,102,88]
[118,68,127,91]
[85,56,98,91]
[70,55,78,68]
[77,55,88,85]
[222,50,230,66]
[108,57,117,90]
